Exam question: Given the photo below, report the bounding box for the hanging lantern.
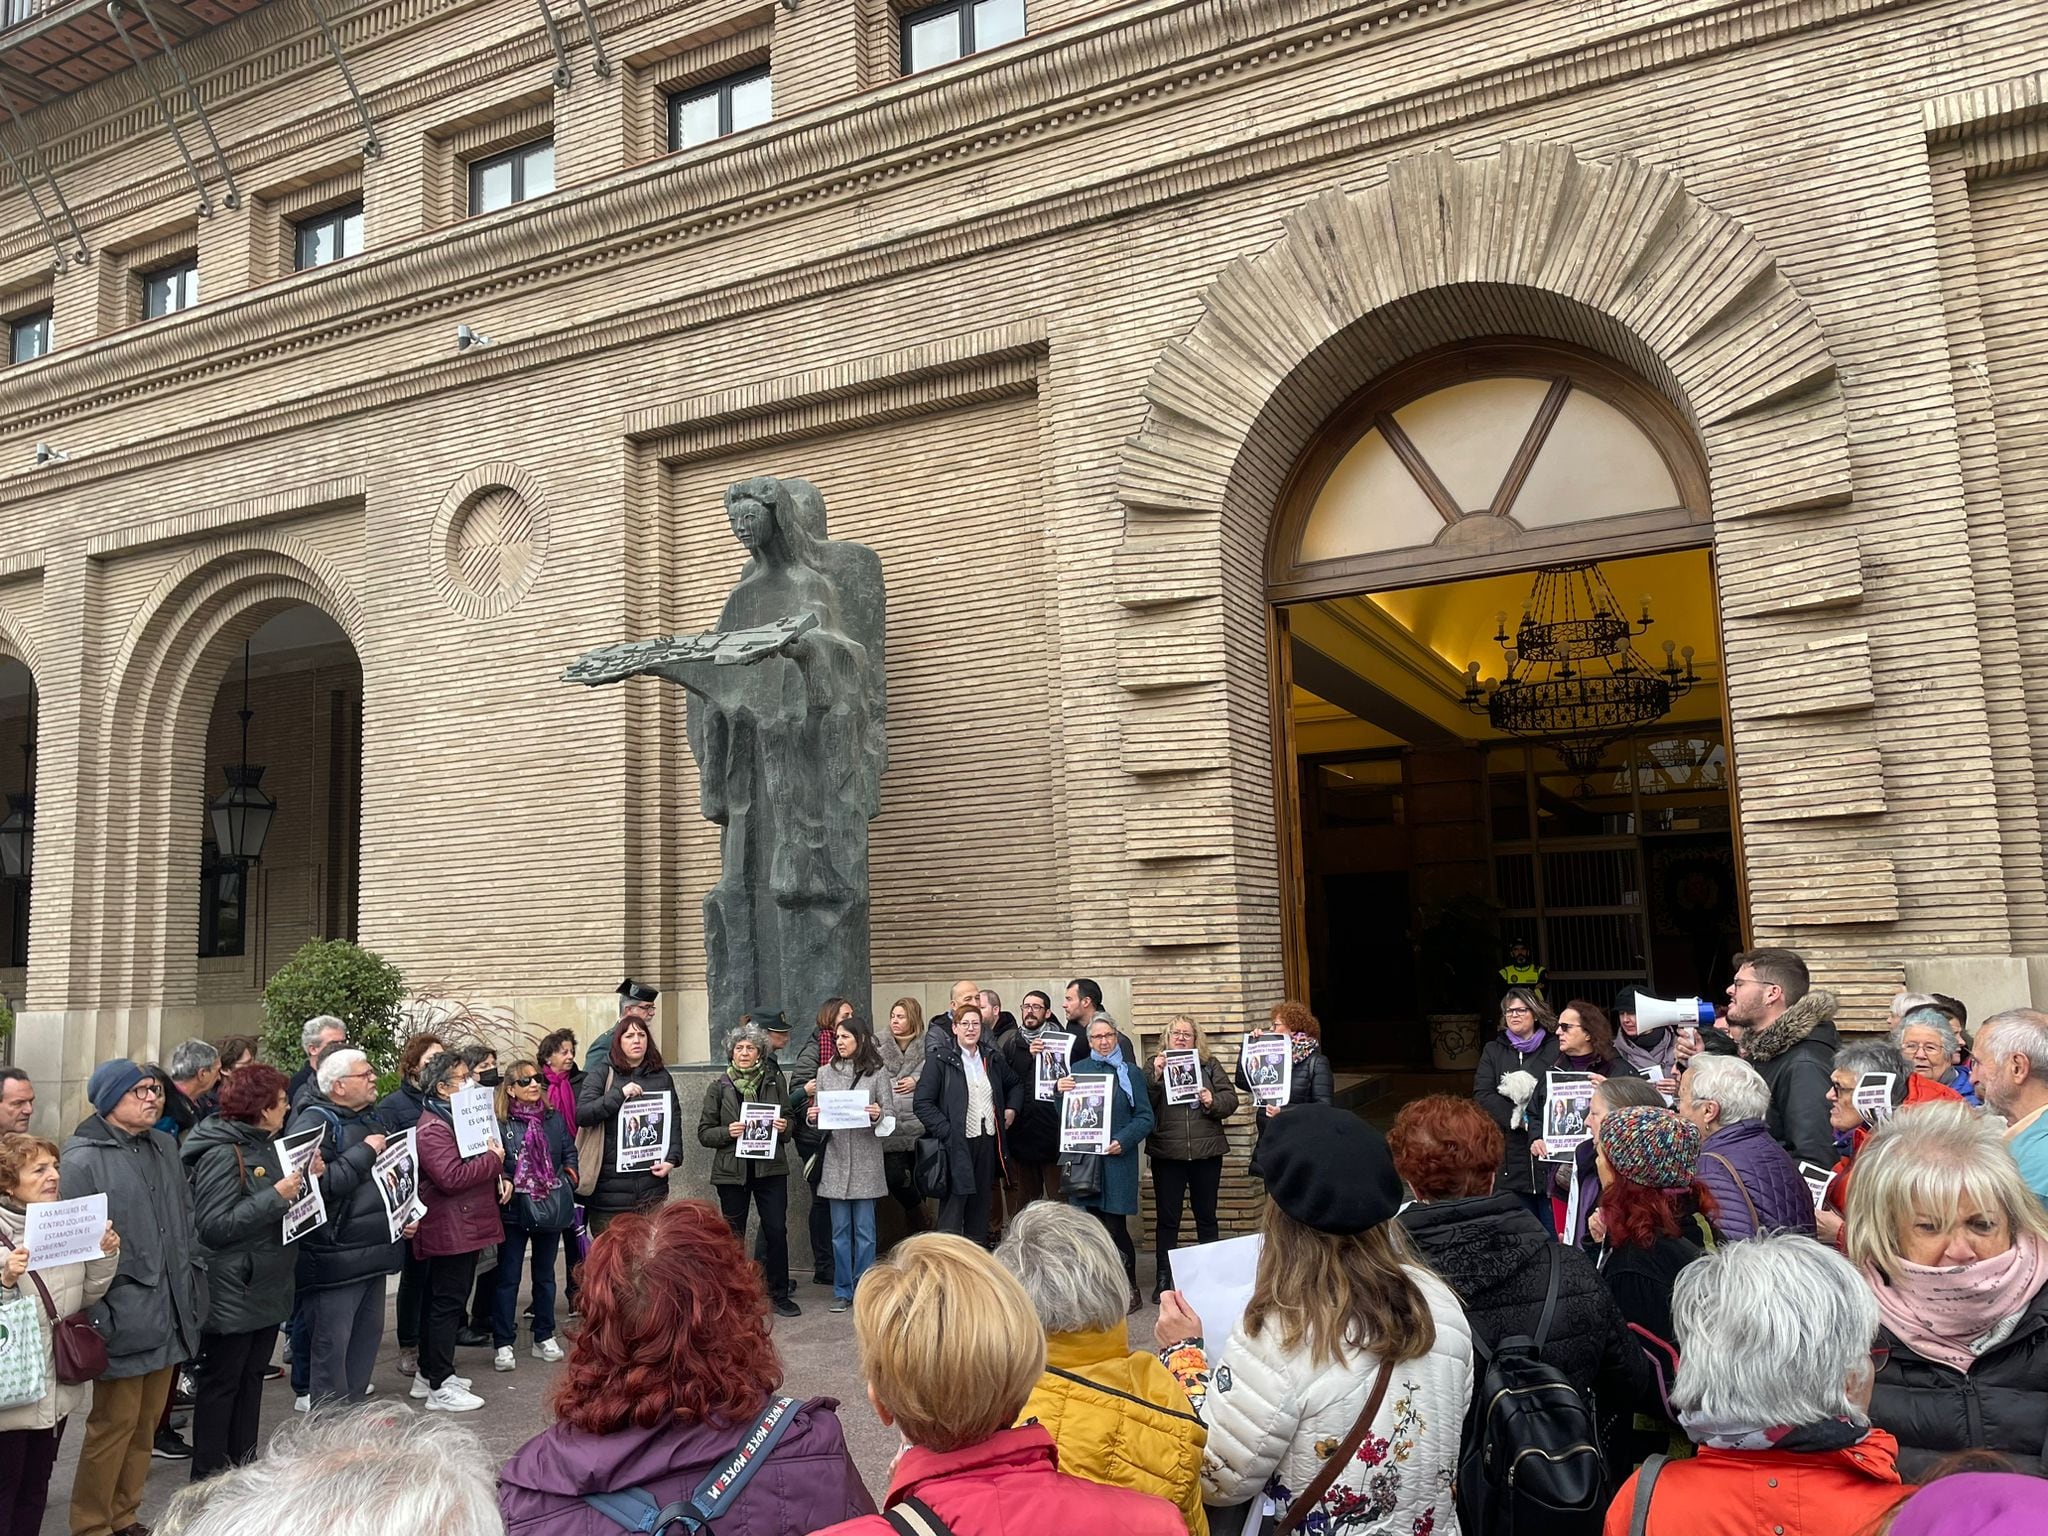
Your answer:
[210,765,274,864]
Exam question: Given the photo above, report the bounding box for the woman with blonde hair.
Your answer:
[1846,1100,2048,1476]
[1156,1105,1473,1536]
[877,998,929,1248]
[812,1233,1186,1535]
[1146,1014,1239,1302]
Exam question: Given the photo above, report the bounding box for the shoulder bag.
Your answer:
[581,1395,799,1534]
[575,1070,613,1198]
[1626,1453,1668,1536]
[30,1271,107,1385]
[512,1122,578,1234]
[1258,1358,1394,1534]
[0,1287,49,1408]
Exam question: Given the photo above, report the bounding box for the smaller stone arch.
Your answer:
[0,607,40,677]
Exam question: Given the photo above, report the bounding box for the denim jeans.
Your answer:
[490,1225,563,1347]
[828,1198,877,1301]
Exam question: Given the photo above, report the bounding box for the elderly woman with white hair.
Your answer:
[1893,1005,1979,1106]
[1675,1053,1816,1242]
[994,1203,1207,1536]
[1847,1100,2048,1477]
[1605,1233,1908,1535]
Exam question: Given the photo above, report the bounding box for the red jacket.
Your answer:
[1824,1075,1966,1247]
[412,1107,504,1259]
[1606,1430,1907,1536]
[811,1424,1186,1536]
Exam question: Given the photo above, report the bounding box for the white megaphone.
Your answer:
[1632,994,1717,1031]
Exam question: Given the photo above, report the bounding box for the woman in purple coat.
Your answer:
[412,1050,504,1413]
[498,1199,874,1536]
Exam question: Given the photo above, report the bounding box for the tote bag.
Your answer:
[0,1290,49,1410]
[575,1070,613,1198]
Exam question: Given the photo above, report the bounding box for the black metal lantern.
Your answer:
[209,641,276,864]
[0,683,32,882]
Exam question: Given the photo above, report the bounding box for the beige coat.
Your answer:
[0,1200,119,1430]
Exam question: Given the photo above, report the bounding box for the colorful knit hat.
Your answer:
[1596,1105,1701,1189]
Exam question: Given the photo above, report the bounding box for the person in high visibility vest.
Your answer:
[1497,937,1546,991]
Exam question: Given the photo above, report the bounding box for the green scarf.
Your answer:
[728,1060,766,1100]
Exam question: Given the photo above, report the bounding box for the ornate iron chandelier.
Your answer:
[1461,561,1697,781]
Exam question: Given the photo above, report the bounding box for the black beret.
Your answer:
[1259,1104,1401,1235]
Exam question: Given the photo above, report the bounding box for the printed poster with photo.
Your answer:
[1163,1050,1203,1106]
[1540,1072,1597,1160]
[1853,1073,1897,1126]
[1240,1034,1292,1107]
[1060,1078,1111,1154]
[274,1125,328,1246]
[1034,1035,1072,1103]
[736,1101,781,1161]
[616,1091,673,1172]
[1799,1160,1836,1214]
[373,1129,424,1243]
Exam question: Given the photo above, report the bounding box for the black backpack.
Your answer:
[1457,1245,1607,1536]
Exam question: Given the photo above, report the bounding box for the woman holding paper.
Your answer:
[179,1063,304,1479]
[413,1052,504,1413]
[575,1015,682,1236]
[810,1016,895,1313]
[877,1000,929,1247]
[1058,1017,1156,1312]
[1474,986,1562,1218]
[0,1133,119,1535]
[1236,1000,1333,1181]
[698,1027,799,1318]
[1146,1015,1239,1304]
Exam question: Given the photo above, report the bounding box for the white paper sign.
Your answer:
[1241,1034,1292,1107]
[1163,1050,1202,1107]
[816,1090,872,1132]
[449,1085,498,1159]
[1170,1232,1262,1352]
[1541,1072,1597,1159]
[736,1101,781,1161]
[373,1129,424,1242]
[1854,1072,1897,1126]
[275,1126,328,1246]
[616,1092,673,1171]
[1799,1159,1836,1213]
[1562,1166,1583,1244]
[23,1193,107,1271]
[1034,1036,1072,1102]
[1060,1078,1110,1154]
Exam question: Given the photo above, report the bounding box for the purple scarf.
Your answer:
[510,1100,558,1199]
[543,1065,578,1128]
[1508,1027,1549,1056]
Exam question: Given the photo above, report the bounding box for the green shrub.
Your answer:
[0,996,13,1045]
[262,939,406,1077]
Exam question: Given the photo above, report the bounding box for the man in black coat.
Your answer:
[1724,947,1840,1169]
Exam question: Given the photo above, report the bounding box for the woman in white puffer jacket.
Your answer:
[1156,1106,1473,1535]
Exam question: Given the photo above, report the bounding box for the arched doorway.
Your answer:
[1267,341,1742,1072]
[0,657,32,1014]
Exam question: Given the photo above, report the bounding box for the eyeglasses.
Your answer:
[1503,1005,1534,1017]
[128,1083,164,1100]
[511,1075,540,1088]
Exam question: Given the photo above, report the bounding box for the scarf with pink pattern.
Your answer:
[1866,1231,2048,1374]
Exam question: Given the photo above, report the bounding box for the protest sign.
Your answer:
[1541,1072,1597,1159]
[374,1130,423,1242]
[617,1092,673,1172]
[1169,1233,1261,1350]
[1799,1160,1836,1213]
[736,1101,780,1161]
[1034,1036,1071,1102]
[1163,1050,1202,1107]
[449,1084,498,1159]
[1240,1034,1291,1107]
[23,1193,107,1272]
[1060,1078,1110,1154]
[275,1126,328,1245]
[816,1090,872,1132]
[1854,1073,1897,1126]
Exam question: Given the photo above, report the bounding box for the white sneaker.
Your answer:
[425,1381,484,1413]
[411,1372,472,1400]
[531,1337,564,1363]
[494,1346,516,1372]
[293,1394,310,1413]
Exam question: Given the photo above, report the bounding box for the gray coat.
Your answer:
[59,1113,206,1379]
[815,1059,894,1201]
[877,1032,926,1153]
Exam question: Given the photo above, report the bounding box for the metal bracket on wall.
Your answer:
[304,0,381,157]
[534,0,572,89]
[105,0,241,214]
[565,0,612,77]
[0,84,89,267]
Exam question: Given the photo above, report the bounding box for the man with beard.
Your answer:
[1722,948,1838,1168]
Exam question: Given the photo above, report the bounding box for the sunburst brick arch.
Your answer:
[1111,141,1893,979]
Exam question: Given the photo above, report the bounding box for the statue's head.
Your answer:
[725,477,793,557]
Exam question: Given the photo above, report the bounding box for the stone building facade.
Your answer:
[1,0,2046,1175]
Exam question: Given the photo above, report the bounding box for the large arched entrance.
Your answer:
[1266,340,1741,1071]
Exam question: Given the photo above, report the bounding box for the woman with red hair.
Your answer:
[498,1199,874,1535]
[1590,1106,1714,1346]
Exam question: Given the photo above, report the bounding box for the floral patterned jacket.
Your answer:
[1161,1266,1474,1534]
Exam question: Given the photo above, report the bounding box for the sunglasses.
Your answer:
[510,1075,541,1088]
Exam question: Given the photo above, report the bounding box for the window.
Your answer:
[667,68,773,151]
[294,202,363,271]
[468,139,555,216]
[6,310,50,366]
[140,258,199,320]
[199,848,245,958]
[900,0,1024,74]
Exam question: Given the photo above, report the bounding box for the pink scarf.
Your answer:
[544,1065,578,1129]
[1867,1232,2048,1374]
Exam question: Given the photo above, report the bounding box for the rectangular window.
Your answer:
[294,202,364,271]
[901,0,1024,74]
[667,68,773,152]
[140,258,199,320]
[199,852,245,959]
[468,139,555,216]
[6,309,50,366]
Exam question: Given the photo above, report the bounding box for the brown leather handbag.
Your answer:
[30,1271,108,1385]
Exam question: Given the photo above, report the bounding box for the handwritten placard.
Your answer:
[816,1090,871,1132]
[449,1085,498,1158]
[24,1193,107,1271]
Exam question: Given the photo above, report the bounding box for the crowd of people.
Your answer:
[3,948,2047,1536]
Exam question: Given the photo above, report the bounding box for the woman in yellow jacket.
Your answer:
[995,1201,1207,1536]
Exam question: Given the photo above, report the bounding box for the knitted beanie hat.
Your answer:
[87,1059,148,1118]
[1597,1105,1701,1189]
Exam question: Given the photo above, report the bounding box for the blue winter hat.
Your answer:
[88,1060,147,1118]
